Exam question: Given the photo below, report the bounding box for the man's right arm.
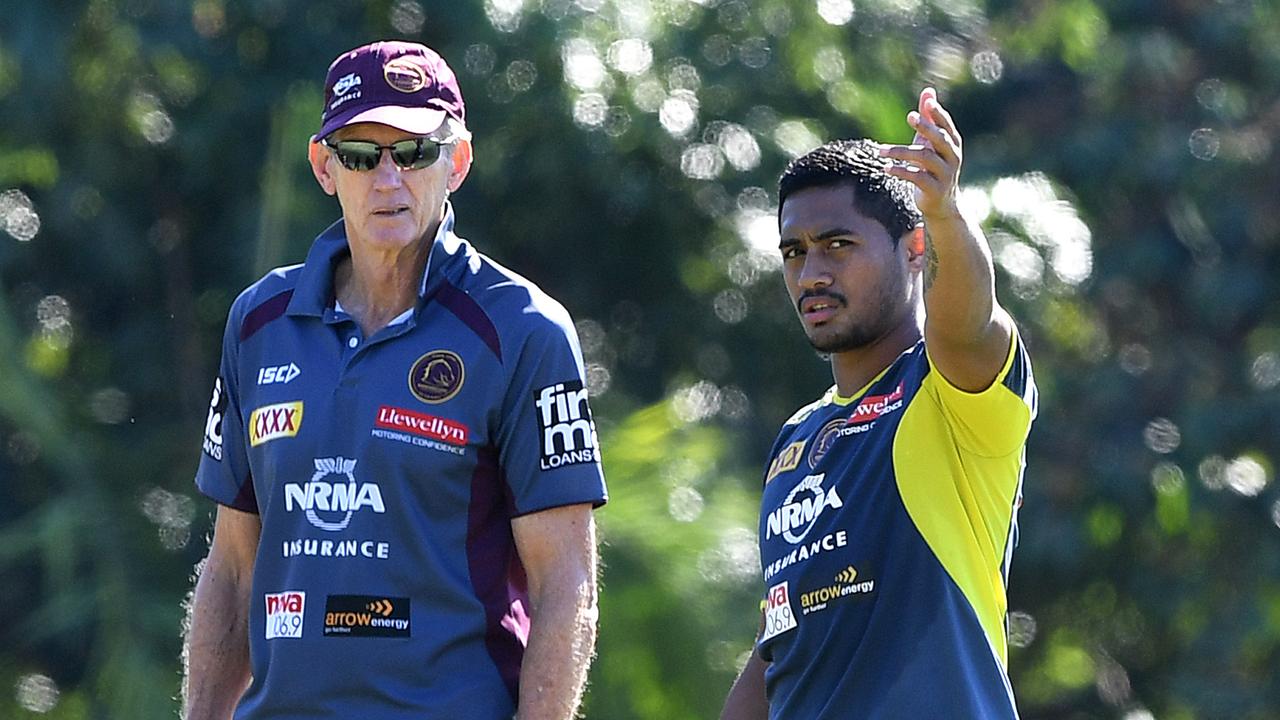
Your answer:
[721,649,770,720]
[183,504,261,720]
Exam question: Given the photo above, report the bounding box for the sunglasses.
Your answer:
[322,137,448,172]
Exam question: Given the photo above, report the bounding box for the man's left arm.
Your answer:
[881,87,1013,392]
[512,503,599,720]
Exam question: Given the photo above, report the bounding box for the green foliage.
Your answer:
[2,0,1279,717]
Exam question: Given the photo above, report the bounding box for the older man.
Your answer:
[184,41,606,720]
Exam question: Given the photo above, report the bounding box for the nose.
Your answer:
[370,149,404,189]
[797,247,832,291]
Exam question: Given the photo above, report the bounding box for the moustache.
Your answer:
[796,290,848,313]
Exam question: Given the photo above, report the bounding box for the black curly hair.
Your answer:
[778,138,923,243]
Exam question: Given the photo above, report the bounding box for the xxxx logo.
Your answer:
[765,440,806,484]
[250,401,304,447]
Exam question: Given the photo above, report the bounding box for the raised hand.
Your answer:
[878,87,963,221]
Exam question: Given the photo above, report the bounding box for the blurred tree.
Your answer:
[0,0,1278,718]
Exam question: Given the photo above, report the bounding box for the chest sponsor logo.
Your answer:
[257,362,300,385]
[847,382,905,426]
[324,595,411,637]
[799,565,877,616]
[202,376,227,461]
[760,581,797,642]
[283,457,384,531]
[249,401,303,446]
[765,440,805,485]
[535,380,599,470]
[409,350,464,404]
[375,406,468,446]
[264,591,305,640]
[766,473,843,544]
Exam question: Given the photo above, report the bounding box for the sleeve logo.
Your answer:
[264,591,305,640]
[534,380,599,470]
[249,401,304,447]
[760,581,797,642]
[202,376,227,461]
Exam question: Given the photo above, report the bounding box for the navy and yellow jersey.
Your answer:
[194,206,607,719]
[756,335,1036,719]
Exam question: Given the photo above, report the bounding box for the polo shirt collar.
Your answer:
[286,202,461,318]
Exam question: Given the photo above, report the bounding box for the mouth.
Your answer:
[372,205,410,218]
[798,293,845,324]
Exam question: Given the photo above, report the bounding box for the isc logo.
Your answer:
[258,363,300,385]
[249,401,303,447]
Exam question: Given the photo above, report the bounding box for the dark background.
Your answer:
[1,0,1278,717]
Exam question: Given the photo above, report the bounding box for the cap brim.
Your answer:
[313,106,448,142]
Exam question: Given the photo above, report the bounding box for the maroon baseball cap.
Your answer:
[314,41,466,142]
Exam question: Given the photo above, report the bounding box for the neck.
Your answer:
[829,316,922,397]
[335,220,438,336]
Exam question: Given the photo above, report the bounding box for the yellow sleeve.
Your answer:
[922,329,1037,458]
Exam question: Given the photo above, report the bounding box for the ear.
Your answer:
[308,140,337,196]
[904,225,926,269]
[446,138,473,193]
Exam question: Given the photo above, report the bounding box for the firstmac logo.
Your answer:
[534,381,599,470]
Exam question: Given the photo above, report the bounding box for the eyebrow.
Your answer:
[778,227,857,248]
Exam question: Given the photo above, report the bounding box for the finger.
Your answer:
[879,143,949,182]
[923,96,962,150]
[918,87,936,117]
[907,111,958,166]
[884,162,942,197]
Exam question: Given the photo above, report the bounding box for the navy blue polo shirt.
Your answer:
[195,206,608,719]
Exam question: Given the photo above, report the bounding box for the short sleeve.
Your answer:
[923,328,1038,458]
[496,316,608,516]
[194,307,257,513]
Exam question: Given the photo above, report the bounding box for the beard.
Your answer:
[800,270,906,354]
[805,298,896,353]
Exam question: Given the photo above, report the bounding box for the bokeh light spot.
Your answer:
[773,120,822,158]
[608,38,653,76]
[15,674,59,713]
[816,0,854,26]
[971,50,1004,84]
[464,44,497,76]
[1,189,40,242]
[1188,128,1220,161]
[673,381,722,424]
[1142,418,1181,454]
[389,0,426,34]
[572,93,608,128]
[713,288,748,324]
[668,485,705,522]
[659,91,699,138]
[484,0,526,32]
[813,46,846,84]
[1008,610,1037,648]
[1223,456,1268,497]
[681,143,725,180]
[1249,352,1280,390]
